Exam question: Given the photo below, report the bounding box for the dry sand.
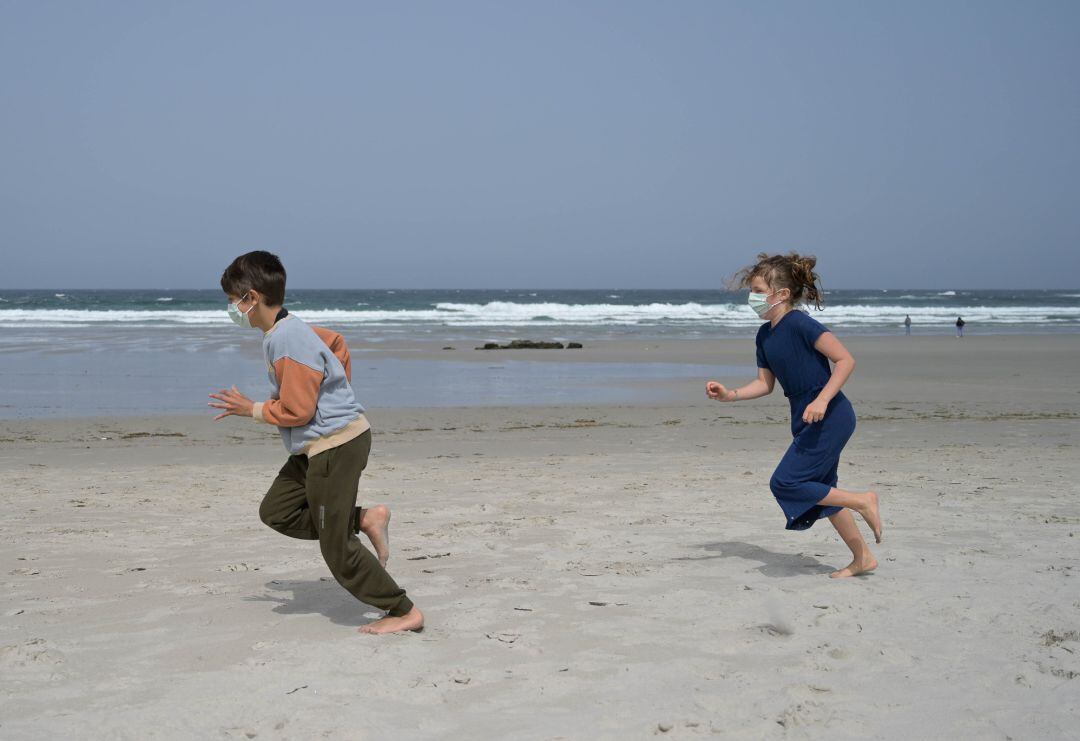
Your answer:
[2,335,1078,739]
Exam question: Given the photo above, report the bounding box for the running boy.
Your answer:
[706,252,883,578]
[209,251,423,633]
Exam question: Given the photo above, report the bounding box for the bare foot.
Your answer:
[830,554,878,578]
[859,491,883,543]
[359,606,424,634]
[359,504,391,567]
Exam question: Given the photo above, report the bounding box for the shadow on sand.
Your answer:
[248,579,381,627]
[676,541,836,578]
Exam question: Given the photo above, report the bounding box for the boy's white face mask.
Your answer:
[227,293,255,328]
[748,290,781,318]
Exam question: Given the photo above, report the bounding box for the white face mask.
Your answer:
[227,293,255,328]
[748,290,782,318]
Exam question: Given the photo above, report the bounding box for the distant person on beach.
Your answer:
[705,252,882,578]
[904,314,912,335]
[955,316,965,338]
[208,251,424,634]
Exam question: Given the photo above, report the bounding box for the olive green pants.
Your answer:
[259,430,413,617]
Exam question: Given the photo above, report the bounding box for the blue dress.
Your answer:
[755,311,856,530]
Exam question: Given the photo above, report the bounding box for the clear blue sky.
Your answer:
[1,1,1078,289]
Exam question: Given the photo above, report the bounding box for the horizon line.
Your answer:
[2,286,1077,293]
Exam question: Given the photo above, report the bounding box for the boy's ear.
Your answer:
[247,289,263,305]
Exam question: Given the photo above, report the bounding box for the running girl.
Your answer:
[706,253,883,578]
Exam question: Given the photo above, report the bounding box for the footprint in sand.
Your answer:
[758,623,794,637]
[1040,629,1079,646]
[220,563,261,572]
[776,700,835,729]
[486,632,520,644]
[0,638,66,678]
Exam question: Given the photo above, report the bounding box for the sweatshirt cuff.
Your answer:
[252,402,267,423]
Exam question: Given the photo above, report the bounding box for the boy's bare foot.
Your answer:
[359,606,424,634]
[830,554,878,578]
[359,505,391,567]
[859,491,883,543]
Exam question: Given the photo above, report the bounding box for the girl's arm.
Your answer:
[706,367,775,402]
[802,332,856,423]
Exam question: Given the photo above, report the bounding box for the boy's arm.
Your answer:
[311,325,352,382]
[252,357,323,426]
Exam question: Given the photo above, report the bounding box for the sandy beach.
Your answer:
[2,335,1078,739]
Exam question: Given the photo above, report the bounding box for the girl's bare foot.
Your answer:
[830,554,878,578]
[359,606,424,634]
[859,491,883,543]
[359,505,391,567]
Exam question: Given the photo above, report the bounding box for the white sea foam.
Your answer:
[1,301,1078,328]
[156,297,173,302]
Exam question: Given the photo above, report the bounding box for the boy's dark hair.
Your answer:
[220,251,286,305]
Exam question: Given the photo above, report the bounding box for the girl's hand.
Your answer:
[706,381,730,401]
[802,398,828,424]
[208,386,254,420]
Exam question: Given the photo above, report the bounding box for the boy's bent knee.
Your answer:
[259,498,282,531]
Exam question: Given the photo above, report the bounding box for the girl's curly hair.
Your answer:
[731,252,824,310]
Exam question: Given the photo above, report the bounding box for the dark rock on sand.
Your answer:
[476,340,578,350]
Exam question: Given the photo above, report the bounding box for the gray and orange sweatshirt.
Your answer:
[251,312,369,457]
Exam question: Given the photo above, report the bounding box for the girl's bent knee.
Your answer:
[769,474,792,498]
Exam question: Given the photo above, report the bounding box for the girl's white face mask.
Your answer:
[748,290,781,318]
[227,293,255,328]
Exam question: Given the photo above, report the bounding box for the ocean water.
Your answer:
[1,288,1078,334]
[1,289,1076,418]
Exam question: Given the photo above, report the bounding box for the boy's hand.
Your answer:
[208,386,255,420]
[706,381,730,401]
[802,398,828,424]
